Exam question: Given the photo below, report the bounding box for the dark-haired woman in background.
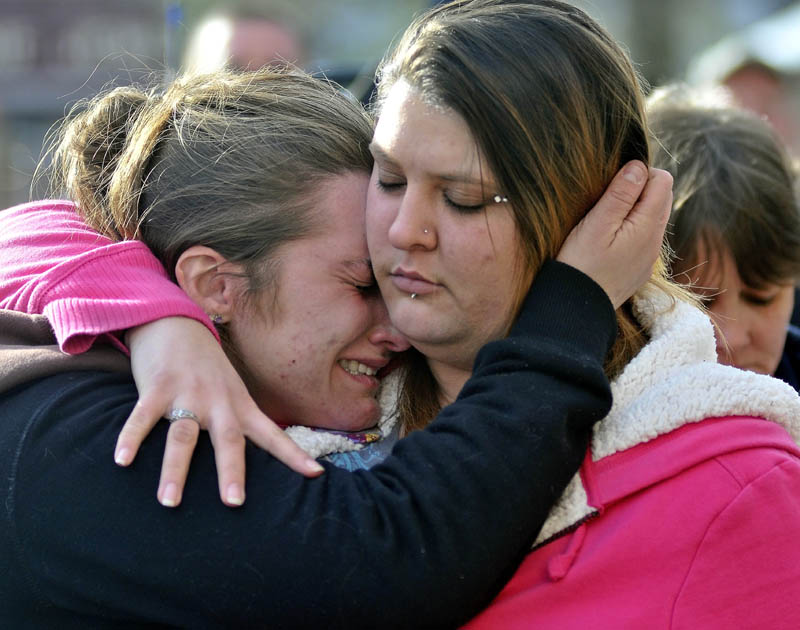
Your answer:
[649,84,800,393]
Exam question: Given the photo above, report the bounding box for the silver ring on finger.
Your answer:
[166,408,200,424]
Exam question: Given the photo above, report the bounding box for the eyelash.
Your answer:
[353,266,379,294]
[443,196,486,214]
[355,281,378,294]
[375,179,404,192]
[376,179,487,214]
[700,293,776,308]
[744,294,775,307]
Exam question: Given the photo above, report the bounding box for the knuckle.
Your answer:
[144,367,179,390]
[610,185,636,206]
[217,424,245,446]
[125,412,157,433]
[221,458,245,476]
[169,420,200,445]
[132,397,163,418]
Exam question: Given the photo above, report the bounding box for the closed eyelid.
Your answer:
[743,292,777,305]
[342,258,374,279]
[370,143,498,188]
[374,162,406,183]
[444,195,486,214]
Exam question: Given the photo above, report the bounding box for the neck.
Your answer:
[427,358,473,407]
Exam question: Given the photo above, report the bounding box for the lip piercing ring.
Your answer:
[411,293,418,299]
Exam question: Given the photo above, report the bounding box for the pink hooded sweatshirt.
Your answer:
[468,284,800,629]
[4,201,800,627]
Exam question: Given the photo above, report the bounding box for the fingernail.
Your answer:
[114,448,131,466]
[307,459,324,474]
[161,483,179,508]
[226,483,244,506]
[623,162,645,184]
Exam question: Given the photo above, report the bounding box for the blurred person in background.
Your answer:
[648,84,800,391]
[183,1,307,74]
[688,3,800,329]
[687,1,800,154]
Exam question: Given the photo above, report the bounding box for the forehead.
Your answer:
[372,81,482,174]
[686,238,736,285]
[304,171,371,263]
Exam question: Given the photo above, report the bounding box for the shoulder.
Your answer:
[0,371,136,434]
[671,444,800,629]
[783,324,800,363]
[587,416,800,522]
[774,326,800,392]
[1,200,81,229]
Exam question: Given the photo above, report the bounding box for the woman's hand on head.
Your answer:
[115,317,325,508]
[557,161,673,309]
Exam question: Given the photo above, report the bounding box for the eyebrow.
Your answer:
[369,142,492,188]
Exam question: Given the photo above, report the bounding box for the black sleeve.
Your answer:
[0,261,615,629]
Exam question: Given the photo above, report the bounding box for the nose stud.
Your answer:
[423,229,429,234]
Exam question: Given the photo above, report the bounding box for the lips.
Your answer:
[390,267,439,295]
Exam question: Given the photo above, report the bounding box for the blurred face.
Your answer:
[229,18,305,69]
[366,81,525,402]
[683,242,794,375]
[229,172,409,431]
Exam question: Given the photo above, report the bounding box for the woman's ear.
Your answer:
[174,245,243,324]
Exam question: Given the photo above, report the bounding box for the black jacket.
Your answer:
[0,262,616,629]
[775,324,800,393]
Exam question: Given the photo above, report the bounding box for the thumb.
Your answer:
[589,160,648,226]
[623,167,673,233]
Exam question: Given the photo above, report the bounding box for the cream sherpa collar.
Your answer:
[535,286,800,545]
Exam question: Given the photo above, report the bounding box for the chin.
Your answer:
[394,315,450,347]
[326,401,381,432]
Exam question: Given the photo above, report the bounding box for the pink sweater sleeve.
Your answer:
[0,200,219,354]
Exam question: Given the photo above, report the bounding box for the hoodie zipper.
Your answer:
[531,509,600,552]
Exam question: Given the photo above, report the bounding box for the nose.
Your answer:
[387,186,437,251]
[367,295,411,353]
[712,304,751,365]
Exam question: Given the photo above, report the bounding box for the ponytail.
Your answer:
[106,84,183,239]
[47,86,149,239]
